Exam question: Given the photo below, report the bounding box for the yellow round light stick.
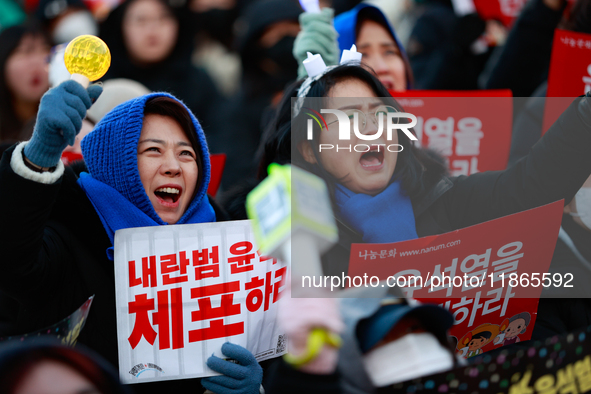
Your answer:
[64,35,111,88]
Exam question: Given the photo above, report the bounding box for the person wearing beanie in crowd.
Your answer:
[292,3,413,91]
[211,0,302,195]
[0,337,129,394]
[0,80,264,393]
[34,0,98,45]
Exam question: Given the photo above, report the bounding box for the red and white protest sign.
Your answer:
[543,29,591,134]
[114,220,287,384]
[390,90,513,176]
[348,201,564,357]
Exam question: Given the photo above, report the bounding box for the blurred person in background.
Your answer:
[34,0,98,45]
[531,175,591,341]
[191,0,240,50]
[405,0,494,90]
[0,23,50,143]
[265,285,457,394]
[292,3,413,91]
[490,0,578,166]
[333,3,413,91]
[0,338,128,394]
[99,0,221,134]
[189,0,242,97]
[498,0,591,344]
[211,0,301,194]
[484,0,568,98]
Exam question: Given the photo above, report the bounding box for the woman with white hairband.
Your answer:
[252,50,591,391]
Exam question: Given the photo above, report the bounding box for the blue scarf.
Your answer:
[78,173,216,259]
[335,179,418,244]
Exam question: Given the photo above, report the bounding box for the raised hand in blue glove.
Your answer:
[202,342,263,394]
[24,80,103,168]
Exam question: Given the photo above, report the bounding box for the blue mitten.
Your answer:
[202,342,263,394]
[293,8,340,80]
[24,80,102,168]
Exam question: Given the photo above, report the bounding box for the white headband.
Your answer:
[293,45,362,117]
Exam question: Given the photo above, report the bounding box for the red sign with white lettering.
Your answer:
[348,201,564,357]
[543,29,591,134]
[390,90,513,176]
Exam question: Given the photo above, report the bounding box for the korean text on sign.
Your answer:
[114,221,287,384]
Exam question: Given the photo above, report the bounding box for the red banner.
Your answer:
[348,201,564,357]
[208,153,226,197]
[390,90,513,176]
[543,29,591,134]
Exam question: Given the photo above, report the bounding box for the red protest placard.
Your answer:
[207,153,226,197]
[389,90,513,176]
[543,29,591,134]
[348,201,564,357]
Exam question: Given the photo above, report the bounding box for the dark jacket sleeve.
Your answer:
[508,83,548,166]
[0,145,72,303]
[264,358,341,394]
[442,94,591,229]
[484,0,564,97]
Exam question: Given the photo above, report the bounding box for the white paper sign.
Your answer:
[114,220,288,384]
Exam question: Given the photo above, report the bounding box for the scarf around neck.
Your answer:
[78,173,216,260]
[335,179,418,244]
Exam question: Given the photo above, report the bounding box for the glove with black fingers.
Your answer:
[202,342,263,394]
[293,7,340,80]
[24,80,102,168]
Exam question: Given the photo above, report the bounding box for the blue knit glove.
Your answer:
[293,8,340,80]
[202,343,263,394]
[24,80,103,168]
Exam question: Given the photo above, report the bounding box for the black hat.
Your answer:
[234,0,301,55]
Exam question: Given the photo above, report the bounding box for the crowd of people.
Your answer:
[0,0,590,392]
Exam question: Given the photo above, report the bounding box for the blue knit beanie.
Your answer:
[80,92,211,225]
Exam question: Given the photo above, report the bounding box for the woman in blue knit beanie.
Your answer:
[0,80,263,394]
